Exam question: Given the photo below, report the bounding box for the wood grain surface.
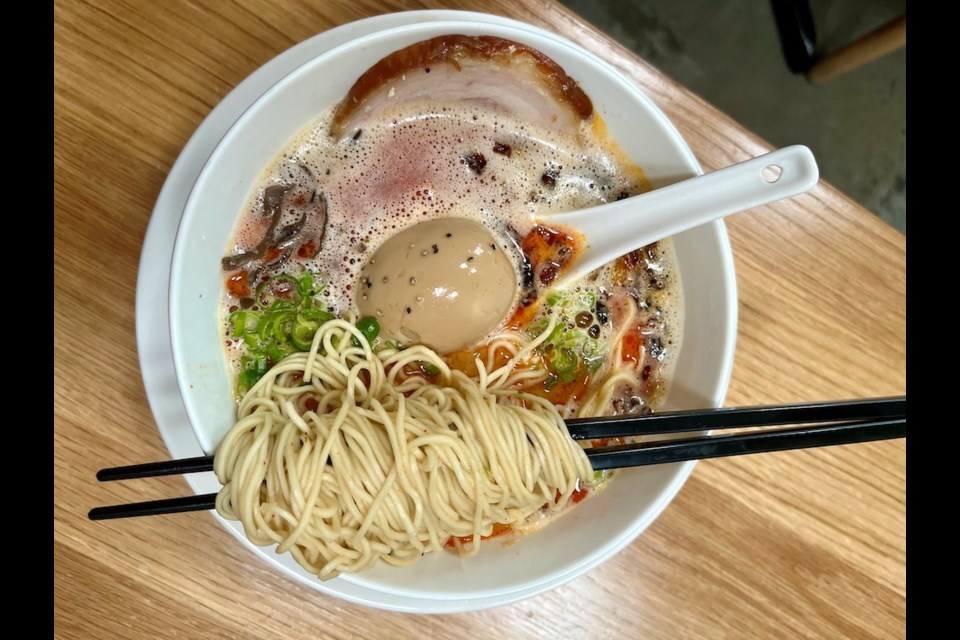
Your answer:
[54,1,906,638]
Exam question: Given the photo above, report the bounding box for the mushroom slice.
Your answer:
[221,165,328,278]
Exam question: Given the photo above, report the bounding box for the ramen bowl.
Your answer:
[168,15,736,612]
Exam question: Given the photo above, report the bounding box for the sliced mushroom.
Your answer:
[221,164,328,284]
[274,212,307,248]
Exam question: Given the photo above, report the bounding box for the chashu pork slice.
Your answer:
[330,35,594,138]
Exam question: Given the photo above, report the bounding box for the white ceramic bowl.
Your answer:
[168,17,736,612]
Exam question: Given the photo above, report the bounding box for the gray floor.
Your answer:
[560,0,906,233]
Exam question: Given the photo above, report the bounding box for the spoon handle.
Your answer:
[546,145,819,284]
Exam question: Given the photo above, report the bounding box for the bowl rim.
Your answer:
[163,12,737,612]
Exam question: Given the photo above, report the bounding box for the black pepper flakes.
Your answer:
[406,307,412,314]
[431,244,439,254]
[492,141,512,156]
[541,166,560,187]
[595,300,609,324]
[647,336,664,360]
[464,152,487,174]
[520,258,534,288]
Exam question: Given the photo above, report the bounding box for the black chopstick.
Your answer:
[96,455,215,482]
[566,396,905,440]
[89,397,906,521]
[585,417,905,470]
[93,397,905,482]
[87,416,904,521]
[88,493,217,521]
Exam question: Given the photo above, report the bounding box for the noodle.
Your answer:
[213,317,594,580]
[576,300,640,418]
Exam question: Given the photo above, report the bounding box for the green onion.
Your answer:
[241,331,261,350]
[292,317,319,350]
[544,373,559,391]
[231,271,332,395]
[351,316,380,348]
[526,289,611,385]
[527,317,548,337]
[228,310,257,338]
[297,272,320,299]
[301,308,334,323]
[593,470,612,483]
[356,316,380,344]
[237,369,260,391]
[266,311,294,342]
[551,346,580,382]
[254,273,300,304]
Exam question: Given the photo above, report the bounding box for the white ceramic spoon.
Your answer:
[540,145,819,286]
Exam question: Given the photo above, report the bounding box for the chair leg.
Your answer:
[770,0,817,73]
[806,14,906,85]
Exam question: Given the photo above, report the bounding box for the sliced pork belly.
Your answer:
[330,35,593,138]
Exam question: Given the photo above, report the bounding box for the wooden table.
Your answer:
[54,1,906,638]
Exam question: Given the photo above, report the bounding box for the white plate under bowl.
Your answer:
[149,11,736,613]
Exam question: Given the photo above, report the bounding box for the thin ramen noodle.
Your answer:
[214,316,592,580]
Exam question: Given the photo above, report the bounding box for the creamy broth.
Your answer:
[222,100,681,413]
[216,49,694,573]
[217,77,684,552]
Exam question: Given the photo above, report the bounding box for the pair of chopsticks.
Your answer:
[88,396,905,521]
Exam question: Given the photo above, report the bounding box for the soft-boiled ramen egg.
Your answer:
[357,218,518,354]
